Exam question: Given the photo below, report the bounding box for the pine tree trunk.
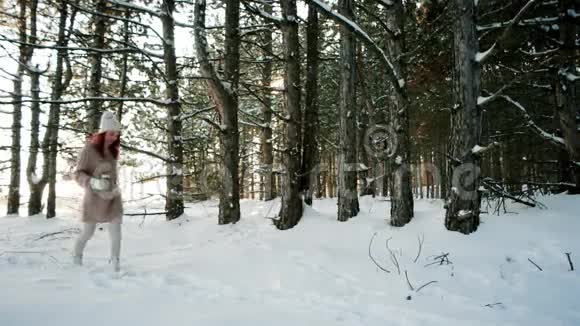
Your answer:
[45,2,71,219]
[417,160,423,199]
[275,0,303,230]
[87,0,107,132]
[445,0,481,234]
[386,0,413,226]
[260,2,275,201]
[116,8,130,121]
[429,152,436,199]
[382,160,389,197]
[439,142,448,199]
[25,0,42,216]
[218,0,242,224]
[194,0,240,224]
[337,0,360,222]
[27,66,43,216]
[357,47,375,197]
[556,0,580,193]
[301,4,320,207]
[7,0,28,215]
[43,0,72,219]
[161,0,185,220]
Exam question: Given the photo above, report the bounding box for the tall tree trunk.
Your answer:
[386,0,413,226]
[194,0,240,224]
[27,67,43,215]
[416,158,424,199]
[260,2,275,201]
[161,0,184,220]
[445,0,481,234]
[218,0,242,224]
[275,0,303,230]
[439,135,448,199]
[556,0,580,193]
[301,4,320,206]
[86,0,107,132]
[46,0,71,219]
[357,47,374,197]
[337,0,360,222]
[116,7,130,121]
[25,0,41,216]
[7,0,28,215]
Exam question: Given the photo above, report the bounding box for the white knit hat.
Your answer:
[99,111,122,133]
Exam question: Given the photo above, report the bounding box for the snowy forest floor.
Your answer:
[1,194,579,325]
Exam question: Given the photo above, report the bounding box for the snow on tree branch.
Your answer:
[377,0,394,7]
[108,0,162,17]
[559,68,580,82]
[477,0,539,64]
[306,0,406,96]
[242,2,285,24]
[519,46,560,57]
[193,0,234,113]
[567,9,580,18]
[69,1,168,44]
[478,83,513,106]
[107,0,195,28]
[120,143,172,162]
[477,16,558,32]
[178,105,216,121]
[0,34,164,58]
[500,94,566,148]
[471,142,499,155]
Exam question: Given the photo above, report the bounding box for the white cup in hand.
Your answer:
[90,176,112,192]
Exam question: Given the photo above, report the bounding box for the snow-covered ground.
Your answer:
[1,193,579,326]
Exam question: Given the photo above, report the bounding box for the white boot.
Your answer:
[108,222,122,272]
[110,257,120,272]
[73,222,97,267]
[73,254,83,266]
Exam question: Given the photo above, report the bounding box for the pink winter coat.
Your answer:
[74,142,123,223]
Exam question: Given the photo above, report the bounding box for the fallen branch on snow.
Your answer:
[414,234,424,263]
[386,237,401,275]
[425,253,452,267]
[404,270,414,291]
[565,252,574,271]
[415,280,438,293]
[368,233,391,274]
[34,228,80,241]
[527,258,543,271]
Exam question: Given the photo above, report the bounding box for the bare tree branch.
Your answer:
[500,94,566,148]
[477,0,539,64]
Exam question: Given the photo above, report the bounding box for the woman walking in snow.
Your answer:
[73,111,123,272]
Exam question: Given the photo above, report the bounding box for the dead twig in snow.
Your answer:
[404,270,414,291]
[386,237,401,274]
[425,253,452,267]
[527,258,543,271]
[414,234,424,263]
[565,252,574,271]
[139,207,148,228]
[368,233,391,274]
[33,228,80,241]
[416,280,438,293]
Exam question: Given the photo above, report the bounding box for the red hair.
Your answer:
[89,132,121,160]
